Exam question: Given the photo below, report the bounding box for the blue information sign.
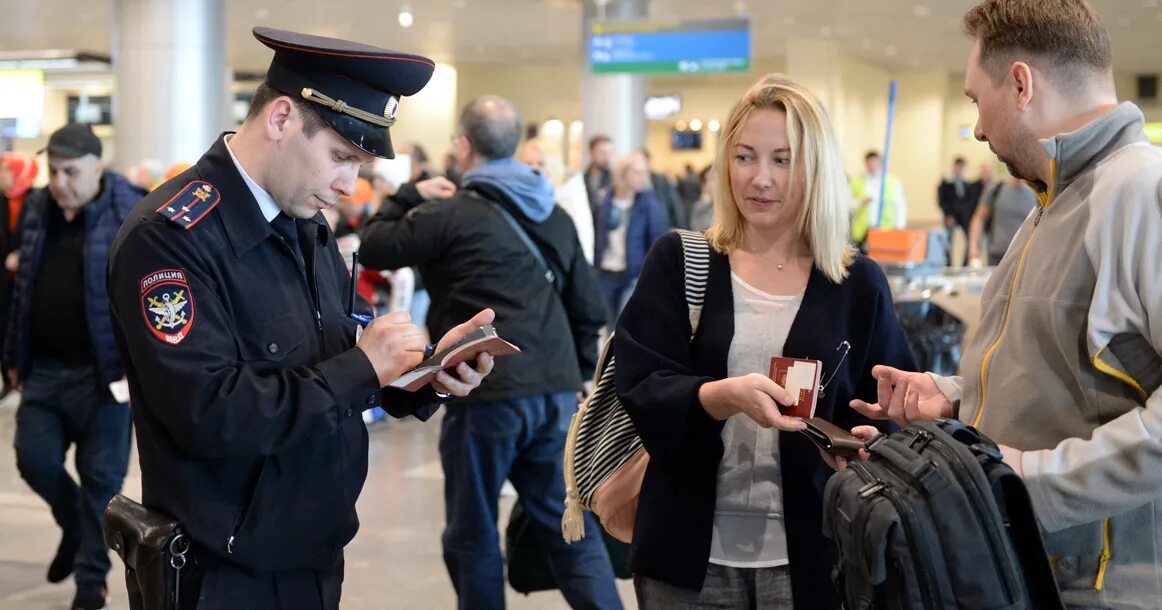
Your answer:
[589,17,751,75]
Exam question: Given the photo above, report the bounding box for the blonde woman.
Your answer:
[614,74,917,608]
[594,151,666,320]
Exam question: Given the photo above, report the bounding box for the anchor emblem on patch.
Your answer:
[139,269,196,345]
[148,291,189,330]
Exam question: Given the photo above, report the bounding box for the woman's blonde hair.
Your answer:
[610,151,648,196]
[706,73,856,283]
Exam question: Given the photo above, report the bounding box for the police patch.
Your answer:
[140,269,195,345]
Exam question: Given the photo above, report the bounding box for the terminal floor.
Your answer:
[0,395,637,609]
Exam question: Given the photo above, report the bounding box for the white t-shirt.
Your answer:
[708,272,804,568]
[557,173,596,264]
[600,196,634,273]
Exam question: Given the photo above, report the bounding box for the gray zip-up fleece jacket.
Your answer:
[933,102,1162,609]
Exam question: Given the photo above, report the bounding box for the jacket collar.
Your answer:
[196,133,329,258]
[33,171,139,225]
[82,172,117,219]
[1037,102,1147,204]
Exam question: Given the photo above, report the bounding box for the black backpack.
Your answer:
[823,419,1064,609]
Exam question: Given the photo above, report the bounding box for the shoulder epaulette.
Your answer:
[156,180,220,230]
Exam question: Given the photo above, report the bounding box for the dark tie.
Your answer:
[271,213,303,267]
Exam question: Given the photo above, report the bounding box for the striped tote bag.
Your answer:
[562,229,710,543]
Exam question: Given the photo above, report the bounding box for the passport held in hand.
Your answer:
[769,356,822,419]
[389,325,520,392]
[769,356,865,457]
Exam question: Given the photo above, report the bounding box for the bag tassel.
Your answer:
[561,406,587,543]
[562,490,585,543]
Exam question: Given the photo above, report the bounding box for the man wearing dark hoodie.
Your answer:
[359,95,619,610]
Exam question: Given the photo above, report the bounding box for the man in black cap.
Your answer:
[106,28,494,609]
[6,122,144,610]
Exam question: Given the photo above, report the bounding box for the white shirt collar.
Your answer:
[224,134,282,223]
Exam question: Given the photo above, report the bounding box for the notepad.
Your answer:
[388,325,520,392]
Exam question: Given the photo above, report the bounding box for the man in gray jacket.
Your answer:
[853,1,1162,607]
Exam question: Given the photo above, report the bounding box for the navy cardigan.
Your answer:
[594,189,666,278]
[614,232,917,608]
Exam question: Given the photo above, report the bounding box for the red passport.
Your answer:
[769,356,822,419]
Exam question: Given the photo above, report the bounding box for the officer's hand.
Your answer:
[356,311,427,387]
[432,309,496,397]
[4,252,17,273]
[434,354,493,397]
[6,369,21,392]
[432,308,496,353]
[415,176,457,201]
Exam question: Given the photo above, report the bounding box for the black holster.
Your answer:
[103,494,191,610]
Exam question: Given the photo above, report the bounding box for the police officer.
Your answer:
[106,28,494,609]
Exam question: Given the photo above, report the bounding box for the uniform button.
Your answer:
[267,342,279,354]
[366,394,377,406]
[345,408,354,418]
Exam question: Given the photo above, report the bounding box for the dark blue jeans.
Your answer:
[440,393,623,610]
[597,271,637,325]
[13,362,132,589]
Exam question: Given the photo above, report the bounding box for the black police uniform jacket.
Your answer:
[107,134,440,573]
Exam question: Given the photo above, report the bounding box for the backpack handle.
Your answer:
[865,435,949,495]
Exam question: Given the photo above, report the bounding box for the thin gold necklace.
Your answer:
[752,249,805,271]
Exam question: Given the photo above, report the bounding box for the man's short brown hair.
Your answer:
[588,135,611,151]
[245,82,328,136]
[964,0,1112,85]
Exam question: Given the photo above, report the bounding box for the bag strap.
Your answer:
[674,229,709,337]
[488,200,560,292]
[989,468,1065,609]
[987,181,1003,212]
[561,229,709,543]
[463,185,561,294]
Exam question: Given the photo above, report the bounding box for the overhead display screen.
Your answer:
[589,17,751,75]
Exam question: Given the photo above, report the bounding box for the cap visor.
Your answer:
[316,107,394,159]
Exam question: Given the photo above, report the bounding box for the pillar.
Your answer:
[113,0,228,172]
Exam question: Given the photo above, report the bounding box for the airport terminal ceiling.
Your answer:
[2,0,1162,72]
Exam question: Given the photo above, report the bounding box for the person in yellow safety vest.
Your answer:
[850,150,907,242]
